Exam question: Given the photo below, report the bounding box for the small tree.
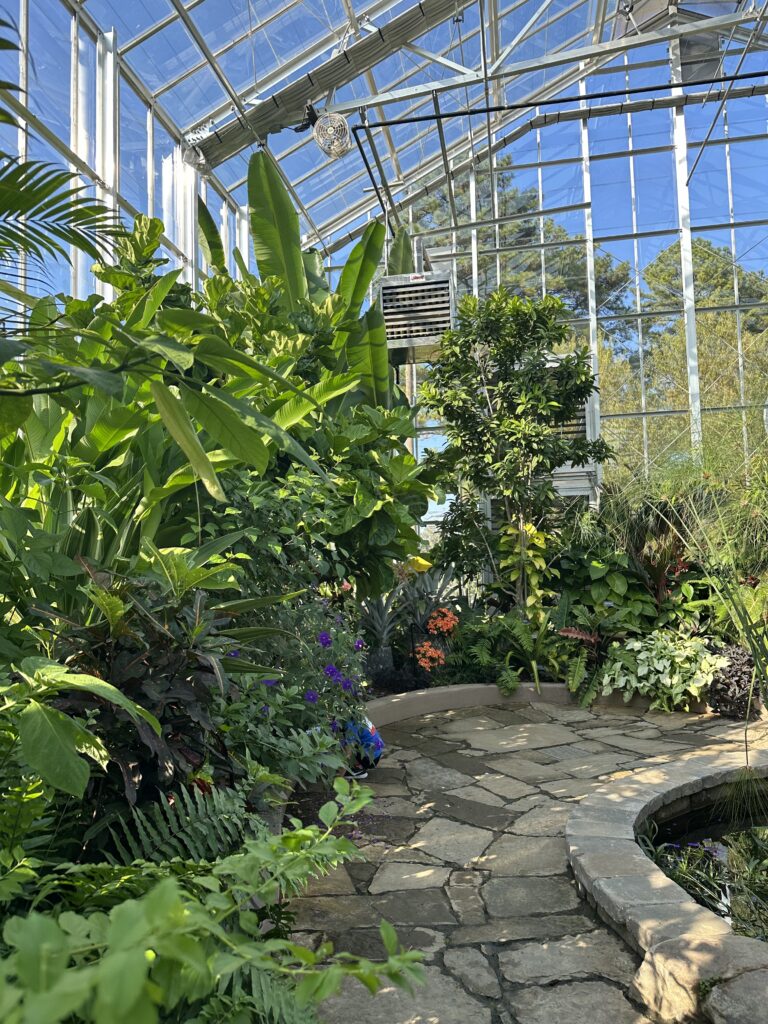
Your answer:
[421,288,610,603]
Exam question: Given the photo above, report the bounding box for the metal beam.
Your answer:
[325,10,754,114]
[198,0,475,165]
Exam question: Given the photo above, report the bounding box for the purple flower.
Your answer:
[260,704,270,715]
[354,638,365,651]
[341,678,353,692]
[304,689,319,703]
[261,678,278,687]
[330,718,340,733]
[227,649,240,658]
[317,631,332,648]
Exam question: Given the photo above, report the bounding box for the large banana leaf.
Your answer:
[199,385,328,481]
[346,306,391,410]
[149,381,227,502]
[197,197,228,275]
[302,248,330,303]
[182,387,270,475]
[336,220,385,320]
[387,226,415,275]
[247,151,307,310]
[269,373,361,431]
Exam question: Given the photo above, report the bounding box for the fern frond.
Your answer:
[106,784,264,865]
[506,616,534,655]
[566,649,588,694]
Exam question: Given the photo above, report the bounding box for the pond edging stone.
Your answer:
[565,750,768,1023]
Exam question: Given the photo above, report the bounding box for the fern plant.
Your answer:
[102,783,265,865]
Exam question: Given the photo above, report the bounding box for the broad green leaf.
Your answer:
[211,590,306,613]
[223,626,293,641]
[17,701,90,797]
[270,373,360,430]
[182,386,270,474]
[302,248,330,302]
[220,657,281,676]
[201,385,328,481]
[197,196,228,274]
[136,333,194,370]
[53,676,161,735]
[248,150,308,309]
[387,226,414,275]
[0,394,31,438]
[607,571,628,596]
[155,307,222,339]
[190,529,245,567]
[125,269,182,329]
[346,305,391,410]
[336,220,385,318]
[150,381,226,501]
[3,912,69,992]
[193,336,314,401]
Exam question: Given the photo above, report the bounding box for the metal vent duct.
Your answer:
[379,272,454,364]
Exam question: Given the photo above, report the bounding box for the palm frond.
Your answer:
[0,158,120,268]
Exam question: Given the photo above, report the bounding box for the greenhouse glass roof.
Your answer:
[80,0,760,251]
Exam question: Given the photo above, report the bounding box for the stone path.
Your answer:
[296,700,759,1024]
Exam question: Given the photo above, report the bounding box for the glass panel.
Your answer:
[590,156,633,236]
[28,0,71,142]
[119,78,148,213]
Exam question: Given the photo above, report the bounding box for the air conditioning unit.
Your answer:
[379,272,454,365]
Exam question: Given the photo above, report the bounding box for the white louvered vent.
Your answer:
[379,273,453,352]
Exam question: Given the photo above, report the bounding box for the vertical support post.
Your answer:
[17,0,28,163]
[670,39,703,456]
[173,147,198,285]
[146,105,155,218]
[536,111,546,299]
[469,161,479,297]
[72,11,91,297]
[723,106,750,480]
[95,29,117,301]
[579,73,601,491]
[626,57,650,477]
[236,205,249,279]
[96,30,117,206]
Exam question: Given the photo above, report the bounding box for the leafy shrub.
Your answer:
[598,630,728,711]
[707,645,762,720]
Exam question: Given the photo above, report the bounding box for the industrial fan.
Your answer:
[312,110,352,158]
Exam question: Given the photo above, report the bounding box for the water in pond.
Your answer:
[647,801,768,942]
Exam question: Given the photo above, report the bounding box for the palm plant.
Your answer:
[0,20,118,291]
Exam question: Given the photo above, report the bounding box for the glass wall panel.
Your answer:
[119,78,148,213]
[28,0,71,144]
[590,156,633,235]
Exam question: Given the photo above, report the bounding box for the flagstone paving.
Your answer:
[306,700,765,1024]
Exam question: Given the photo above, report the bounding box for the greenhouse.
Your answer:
[1,0,768,1022]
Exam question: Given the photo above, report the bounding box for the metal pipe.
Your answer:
[357,68,768,129]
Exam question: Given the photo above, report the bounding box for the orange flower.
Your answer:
[426,607,459,636]
[415,640,446,672]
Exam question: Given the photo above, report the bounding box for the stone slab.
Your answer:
[506,980,653,1024]
[704,969,768,1024]
[483,876,581,917]
[320,965,492,1024]
[411,816,495,867]
[407,757,476,793]
[371,888,457,926]
[368,861,451,894]
[465,722,582,753]
[476,834,568,875]
[450,913,597,946]
[498,929,639,985]
[444,947,501,999]
[507,801,571,836]
[304,866,356,896]
[484,756,567,784]
[427,792,514,831]
[474,773,539,801]
[447,784,505,806]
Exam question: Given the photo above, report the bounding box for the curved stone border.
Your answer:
[367,682,652,726]
[566,747,768,1022]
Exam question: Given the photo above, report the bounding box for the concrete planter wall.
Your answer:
[367,681,652,727]
[565,751,768,1023]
